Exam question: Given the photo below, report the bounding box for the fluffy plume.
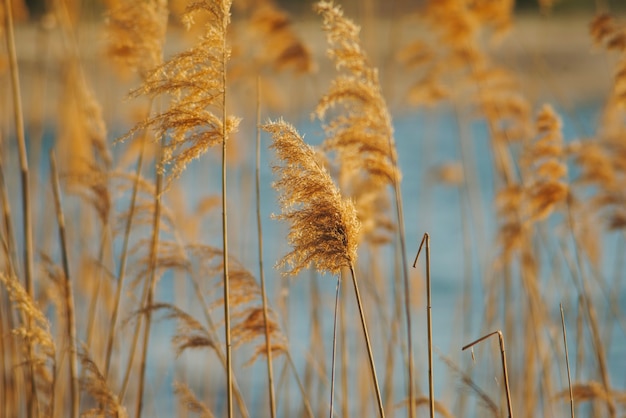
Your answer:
[105,0,168,77]
[263,119,360,276]
[314,0,400,188]
[125,0,239,184]
[0,273,56,414]
[521,104,568,221]
[248,2,315,74]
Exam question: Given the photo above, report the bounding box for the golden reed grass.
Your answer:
[3,1,626,417]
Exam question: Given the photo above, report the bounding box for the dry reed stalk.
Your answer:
[463,331,513,418]
[50,151,79,418]
[103,0,168,380]
[329,276,341,418]
[255,76,276,418]
[135,135,163,418]
[413,233,434,418]
[339,273,348,418]
[0,149,17,277]
[263,119,387,416]
[2,2,37,413]
[560,304,575,418]
[564,197,616,417]
[104,132,147,378]
[125,2,238,413]
[313,3,411,415]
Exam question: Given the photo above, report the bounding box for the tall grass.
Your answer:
[1,0,626,417]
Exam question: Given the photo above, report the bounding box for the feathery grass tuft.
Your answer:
[263,119,360,276]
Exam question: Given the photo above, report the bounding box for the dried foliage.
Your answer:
[79,349,128,418]
[314,0,400,189]
[105,0,168,77]
[174,381,215,418]
[141,302,216,357]
[0,274,56,414]
[522,104,568,222]
[263,119,360,276]
[187,244,288,364]
[247,2,314,74]
[125,0,239,184]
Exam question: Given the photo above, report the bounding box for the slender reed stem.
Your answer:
[255,75,276,418]
[462,331,513,418]
[50,151,79,418]
[413,233,434,418]
[560,304,575,418]
[391,167,414,418]
[186,274,249,417]
[85,229,109,351]
[348,264,385,417]
[286,350,315,418]
[0,152,17,276]
[329,276,341,418]
[340,273,349,418]
[221,34,233,418]
[3,4,37,414]
[105,134,147,377]
[135,137,164,418]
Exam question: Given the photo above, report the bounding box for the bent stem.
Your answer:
[50,151,79,418]
[349,263,385,417]
[462,330,513,418]
[413,233,434,418]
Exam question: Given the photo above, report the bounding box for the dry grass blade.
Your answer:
[136,302,216,357]
[79,348,128,418]
[174,381,215,418]
[262,119,360,276]
[437,351,499,417]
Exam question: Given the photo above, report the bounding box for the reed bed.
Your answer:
[1,0,626,417]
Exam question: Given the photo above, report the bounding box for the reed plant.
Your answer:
[1,0,626,417]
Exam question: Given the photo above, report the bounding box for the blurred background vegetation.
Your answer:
[18,0,626,20]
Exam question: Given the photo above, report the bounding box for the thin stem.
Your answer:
[105,133,147,377]
[349,264,385,418]
[135,137,164,418]
[221,27,233,418]
[413,233,434,418]
[50,151,79,418]
[560,304,575,418]
[391,165,414,418]
[329,276,341,418]
[462,330,513,418]
[286,350,315,418]
[3,3,37,414]
[255,75,276,418]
